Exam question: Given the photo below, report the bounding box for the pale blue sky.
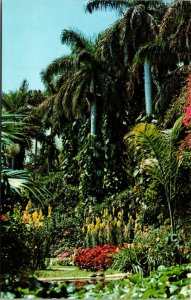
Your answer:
[2,0,118,92]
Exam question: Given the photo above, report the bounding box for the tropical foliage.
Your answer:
[2,264,191,298]
[2,0,191,297]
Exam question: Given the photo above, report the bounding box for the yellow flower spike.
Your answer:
[28,216,33,225]
[39,210,44,221]
[118,211,122,219]
[117,220,121,228]
[96,217,100,224]
[26,201,31,211]
[32,211,38,222]
[112,207,115,215]
[91,222,94,228]
[100,222,104,229]
[48,205,52,218]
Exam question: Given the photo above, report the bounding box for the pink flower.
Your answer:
[181,75,191,149]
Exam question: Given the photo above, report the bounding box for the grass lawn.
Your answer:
[34,265,119,279]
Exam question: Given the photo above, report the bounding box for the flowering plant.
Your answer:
[0,214,8,222]
[83,207,131,247]
[183,75,191,127]
[56,251,73,266]
[181,75,191,149]
[73,244,118,271]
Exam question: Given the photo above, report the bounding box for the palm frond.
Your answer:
[2,167,50,203]
[41,55,74,87]
[1,114,28,145]
[134,38,176,65]
[85,0,132,14]
[77,49,105,71]
[162,116,183,144]
[124,122,170,185]
[96,21,126,69]
[160,0,191,49]
[154,65,191,115]
[61,29,94,54]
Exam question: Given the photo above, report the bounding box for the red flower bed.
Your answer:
[73,244,118,271]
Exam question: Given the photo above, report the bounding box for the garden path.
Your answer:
[38,273,128,282]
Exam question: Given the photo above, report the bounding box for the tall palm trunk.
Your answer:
[34,139,38,170]
[11,158,14,170]
[90,99,97,136]
[144,61,152,115]
[35,139,38,157]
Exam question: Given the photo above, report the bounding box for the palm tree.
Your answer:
[159,0,191,65]
[86,0,167,115]
[2,81,46,169]
[1,113,49,212]
[124,116,183,233]
[135,0,191,116]
[41,29,118,136]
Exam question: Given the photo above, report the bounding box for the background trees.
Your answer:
[41,29,118,137]
[2,81,46,170]
[86,0,167,115]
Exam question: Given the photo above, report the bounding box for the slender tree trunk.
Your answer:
[11,157,14,169]
[47,127,54,172]
[167,198,175,234]
[35,139,38,157]
[165,183,175,234]
[91,99,97,136]
[144,61,152,115]
[34,139,38,169]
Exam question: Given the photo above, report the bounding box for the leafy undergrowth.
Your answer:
[1,264,191,299]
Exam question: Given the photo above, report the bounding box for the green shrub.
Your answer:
[47,213,83,257]
[1,208,51,276]
[112,226,191,275]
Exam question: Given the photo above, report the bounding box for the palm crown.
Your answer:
[41,29,118,136]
